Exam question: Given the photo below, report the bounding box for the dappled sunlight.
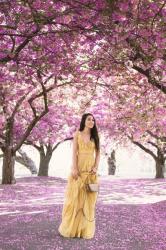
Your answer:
[0,176,165,250]
[0,177,66,217]
[98,177,166,204]
[0,210,47,216]
[0,176,165,212]
[98,177,166,205]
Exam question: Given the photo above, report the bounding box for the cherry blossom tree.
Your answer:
[89,72,166,178]
[1,0,165,184]
[22,81,100,176]
[0,0,107,184]
[93,0,166,94]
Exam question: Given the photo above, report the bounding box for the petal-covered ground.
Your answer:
[0,176,166,250]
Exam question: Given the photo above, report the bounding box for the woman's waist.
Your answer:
[78,152,94,157]
[78,151,94,155]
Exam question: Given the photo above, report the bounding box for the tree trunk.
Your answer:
[17,149,37,174]
[2,118,16,184]
[155,159,164,178]
[2,147,16,184]
[155,150,165,178]
[107,150,116,175]
[38,146,52,176]
[130,137,165,179]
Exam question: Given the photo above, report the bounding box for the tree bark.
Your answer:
[16,149,37,174]
[2,147,16,184]
[1,118,16,184]
[31,138,72,177]
[38,145,53,176]
[0,150,37,175]
[130,138,165,179]
[155,149,165,178]
[107,150,116,175]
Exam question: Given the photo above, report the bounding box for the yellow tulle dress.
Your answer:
[58,131,99,239]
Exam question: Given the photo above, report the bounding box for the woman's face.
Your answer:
[85,115,95,129]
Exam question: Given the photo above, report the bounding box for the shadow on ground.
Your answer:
[0,176,165,250]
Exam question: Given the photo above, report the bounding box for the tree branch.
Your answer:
[23,140,41,151]
[128,136,157,160]
[13,78,49,152]
[0,28,40,63]
[52,137,73,152]
[11,94,29,120]
[148,141,158,149]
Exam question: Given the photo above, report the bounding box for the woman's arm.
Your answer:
[93,148,100,171]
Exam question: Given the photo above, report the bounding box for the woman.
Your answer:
[58,113,100,239]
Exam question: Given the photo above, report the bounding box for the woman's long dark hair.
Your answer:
[79,113,100,151]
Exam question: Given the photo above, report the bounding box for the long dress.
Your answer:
[58,131,99,239]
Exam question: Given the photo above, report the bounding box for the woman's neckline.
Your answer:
[79,131,92,144]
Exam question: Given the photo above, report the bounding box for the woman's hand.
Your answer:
[71,168,80,180]
[89,166,98,174]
